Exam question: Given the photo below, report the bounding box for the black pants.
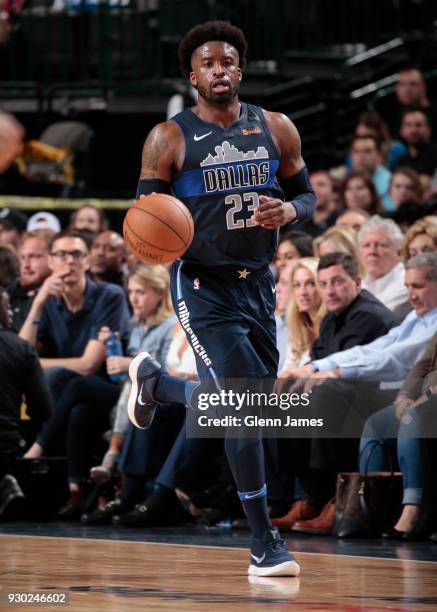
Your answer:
[265,380,398,507]
[0,440,20,480]
[38,374,121,483]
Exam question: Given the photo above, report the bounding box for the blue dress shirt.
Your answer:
[312,306,437,382]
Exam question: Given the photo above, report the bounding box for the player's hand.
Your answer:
[106,356,131,375]
[251,196,297,229]
[34,270,69,305]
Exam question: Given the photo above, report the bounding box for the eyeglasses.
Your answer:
[50,250,87,262]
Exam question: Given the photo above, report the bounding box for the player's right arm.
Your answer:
[137,121,184,194]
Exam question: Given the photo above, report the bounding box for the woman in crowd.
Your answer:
[273,230,314,276]
[401,216,437,261]
[25,263,175,518]
[314,225,365,276]
[280,257,325,372]
[340,171,382,215]
[389,167,424,210]
[269,259,324,530]
[69,204,108,239]
[88,319,197,487]
[336,209,370,234]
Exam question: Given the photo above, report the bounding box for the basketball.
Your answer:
[123,193,194,264]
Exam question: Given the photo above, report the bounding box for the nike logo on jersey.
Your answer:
[138,384,147,406]
[251,553,266,564]
[194,131,213,141]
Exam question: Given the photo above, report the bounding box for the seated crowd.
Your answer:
[1,67,437,544]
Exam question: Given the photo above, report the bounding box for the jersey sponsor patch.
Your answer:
[242,127,262,136]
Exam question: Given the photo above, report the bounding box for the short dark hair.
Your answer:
[50,230,89,253]
[318,252,359,278]
[279,230,314,258]
[401,107,430,125]
[178,20,248,77]
[350,134,382,153]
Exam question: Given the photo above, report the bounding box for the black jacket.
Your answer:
[312,289,399,361]
[0,327,52,444]
[7,281,38,334]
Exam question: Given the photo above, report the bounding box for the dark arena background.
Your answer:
[0,1,437,610]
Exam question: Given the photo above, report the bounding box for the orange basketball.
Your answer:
[123,193,194,264]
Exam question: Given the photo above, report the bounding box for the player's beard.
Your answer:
[198,82,239,105]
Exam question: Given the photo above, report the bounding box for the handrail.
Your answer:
[350,75,398,100]
[345,38,404,67]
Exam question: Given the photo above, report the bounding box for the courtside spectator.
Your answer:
[0,244,19,287]
[346,111,407,171]
[389,167,424,209]
[296,171,339,237]
[69,204,108,237]
[0,207,27,249]
[336,209,370,234]
[340,172,382,215]
[314,226,365,276]
[19,230,130,396]
[401,217,437,261]
[273,230,313,276]
[358,216,409,314]
[280,257,325,371]
[27,212,61,234]
[89,230,126,286]
[396,109,437,201]
[8,230,52,332]
[274,253,398,532]
[350,136,392,210]
[360,328,437,540]
[385,67,437,138]
[0,289,52,518]
[278,253,437,534]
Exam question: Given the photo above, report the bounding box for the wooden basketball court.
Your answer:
[1,533,437,610]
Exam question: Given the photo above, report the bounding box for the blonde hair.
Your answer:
[314,225,365,276]
[128,263,173,326]
[285,257,326,359]
[401,216,437,262]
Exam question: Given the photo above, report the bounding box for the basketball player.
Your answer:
[127,21,315,577]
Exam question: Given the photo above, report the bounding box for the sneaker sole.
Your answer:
[128,351,154,429]
[248,560,301,577]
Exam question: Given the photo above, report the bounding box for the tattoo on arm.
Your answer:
[140,127,169,179]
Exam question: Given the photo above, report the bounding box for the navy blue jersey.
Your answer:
[171,102,284,269]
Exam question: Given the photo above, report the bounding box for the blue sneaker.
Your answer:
[248,527,300,577]
[128,352,163,429]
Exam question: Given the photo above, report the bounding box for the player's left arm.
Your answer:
[251,112,316,228]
